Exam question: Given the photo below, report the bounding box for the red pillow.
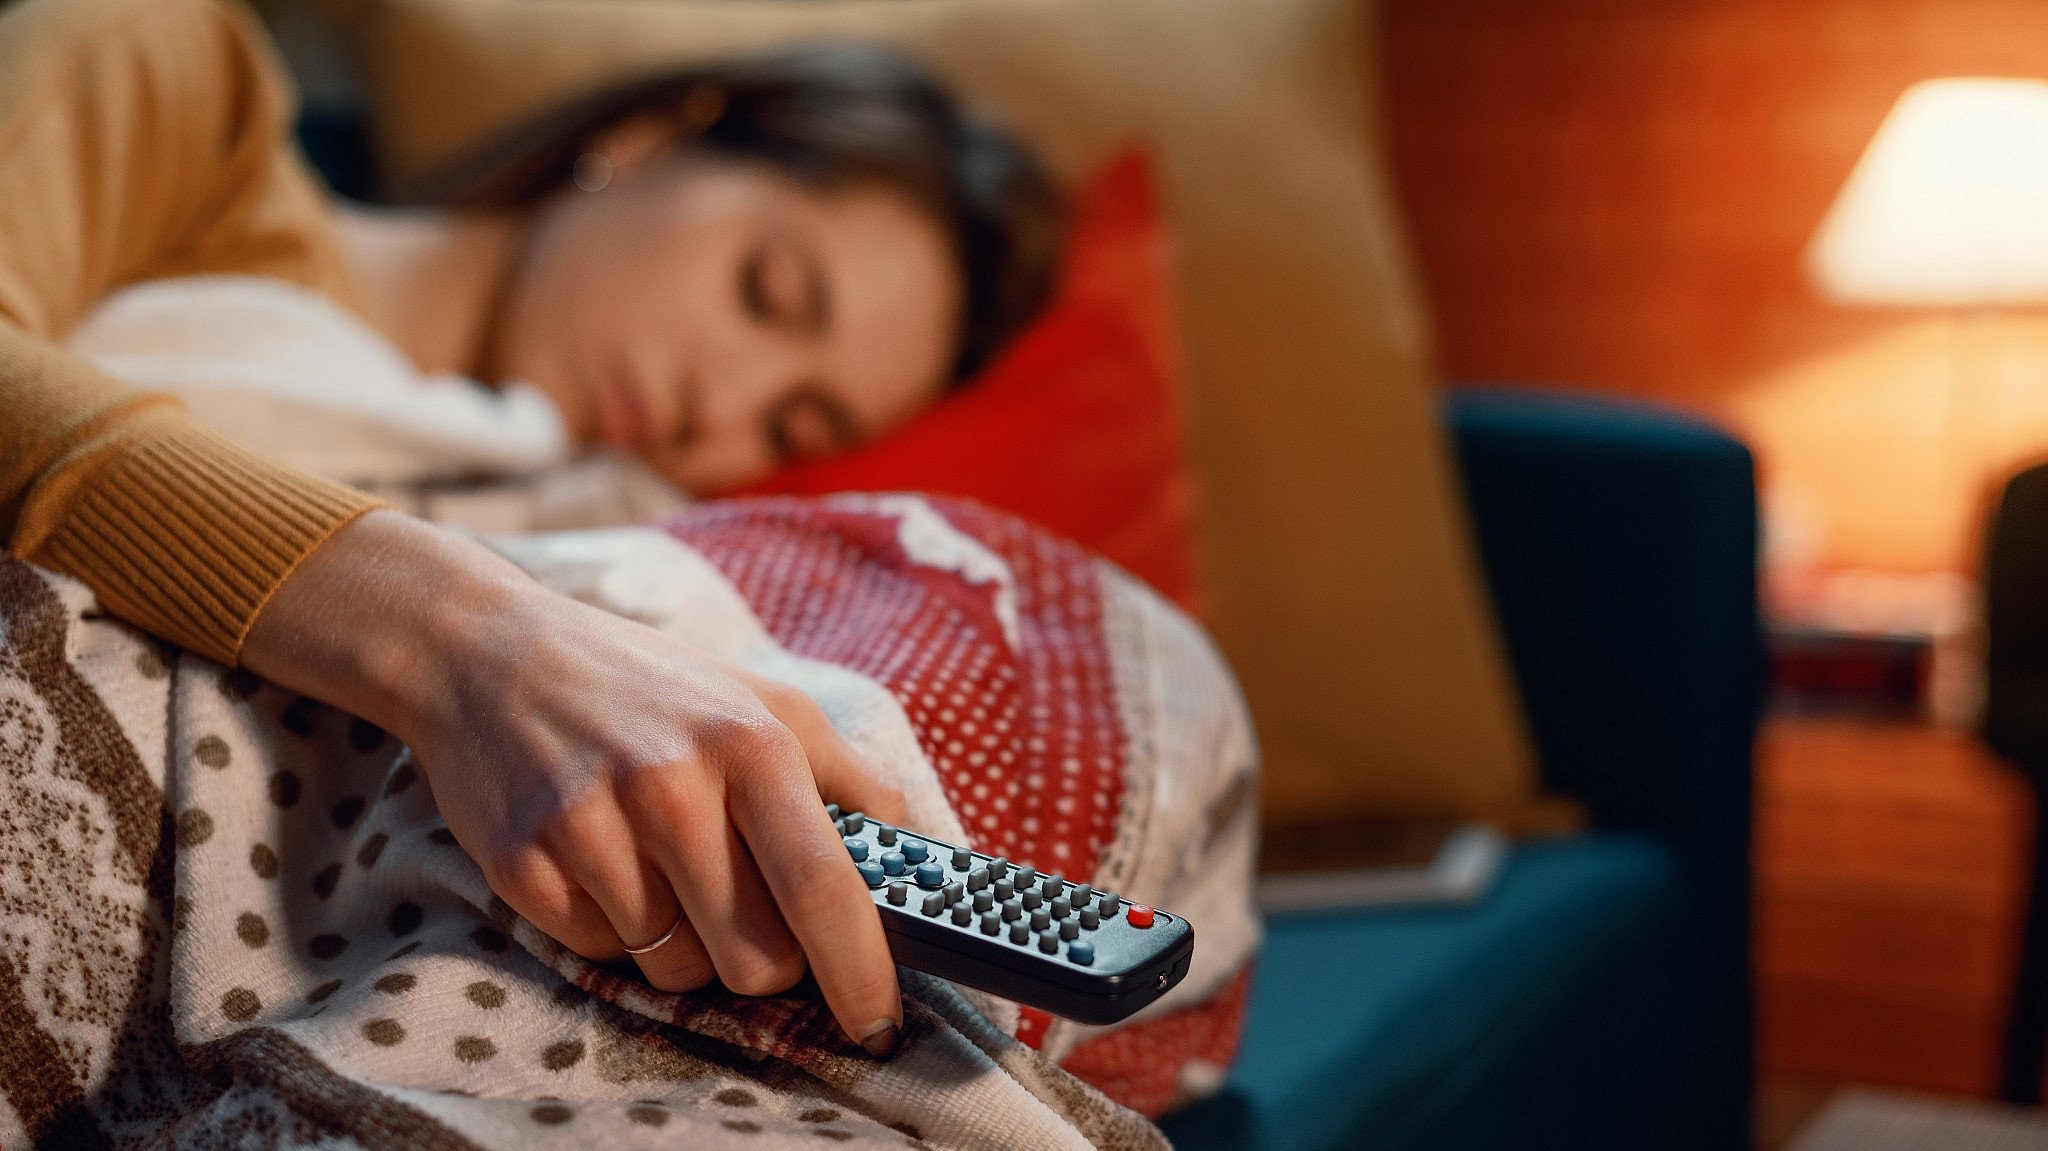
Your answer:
[735,147,1198,610]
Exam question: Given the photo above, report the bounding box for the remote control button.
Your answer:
[943,881,965,905]
[845,838,869,862]
[1038,931,1060,954]
[915,862,945,888]
[1009,922,1030,944]
[901,840,930,865]
[825,803,842,820]
[923,891,946,916]
[993,879,1015,901]
[980,912,1001,935]
[841,812,866,835]
[1020,889,1043,910]
[952,847,973,870]
[1050,896,1071,918]
[887,881,908,906]
[1097,892,1121,915]
[1000,901,1022,922]
[1030,908,1051,931]
[1126,904,1156,929]
[952,904,973,926]
[881,851,907,877]
[1079,907,1100,930]
[877,825,897,846]
[1072,883,1093,903]
[1015,865,1038,886]
[1060,919,1080,940]
[1068,940,1095,966]
[986,858,1010,878]
[966,866,990,891]
[972,890,994,912]
[1040,876,1064,898]
[858,861,885,888]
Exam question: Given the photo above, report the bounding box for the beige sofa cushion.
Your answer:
[356,0,1541,828]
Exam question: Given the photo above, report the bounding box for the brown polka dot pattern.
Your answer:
[427,827,457,845]
[281,698,319,737]
[268,770,301,808]
[540,1039,584,1070]
[220,987,260,1022]
[387,941,422,960]
[382,760,416,795]
[134,646,169,680]
[248,842,279,879]
[373,972,416,995]
[306,979,344,1004]
[171,895,191,933]
[815,1130,854,1142]
[387,901,423,936]
[466,981,506,1009]
[550,983,589,1010]
[193,734,230,769]
[330,796,365,829]
[312,862,341,899]
[234,912,269,948]
[714,1088,758,1108]
[174,808,213,848]
[363,1018,405,1046]
[529,1104,573,1126]
[453,1036,497,1064]
[308,934,349,960]
[349,718,387,753]
[470,927,508,953]
[628,1105,669,1127]
[356,833,388,869]
[799,1109,842,1123]
[722,1120,763,1134]
[222,668,261,700]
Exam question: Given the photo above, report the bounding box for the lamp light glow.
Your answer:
[1808,78,2048,305]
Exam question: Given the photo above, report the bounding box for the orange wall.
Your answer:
[1383,0,2048,577]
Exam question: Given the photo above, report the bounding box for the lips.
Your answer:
[595,363,653,454]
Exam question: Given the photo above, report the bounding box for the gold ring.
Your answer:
[623,913,685,956]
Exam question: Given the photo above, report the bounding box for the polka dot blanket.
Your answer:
[0,493,1259,1149]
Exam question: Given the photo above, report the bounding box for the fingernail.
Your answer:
[859,1019,900,1058]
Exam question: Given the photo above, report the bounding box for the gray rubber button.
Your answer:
[1098,892,1120,914]
[1009,922,1030,944]
[1038,932,1059,954]
[972,890,994,912]
[1040,875,1063,898]
[980,912,1001,935]
[1060,919,1080,940]
[923,891,945,916]
[887,881,908,906]
[943,881,965,906]
[952,904,973,926]
[1030,908,1051,931]
[1020,889,1043,910]
[825,803,842,820]
[1079,908,1100,930]
[993,879,1015,901]
[1000,900,1022,922]
[1072,883,1093,903]
[967,866,990,891]
[1015,865,1038,886]
[877,825,897,846]
[841,812,866,835]
[952,848,973,870]
[1050,896,1071,918]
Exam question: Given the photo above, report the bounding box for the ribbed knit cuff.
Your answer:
[28,419,385,666]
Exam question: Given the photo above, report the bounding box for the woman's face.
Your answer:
[492,146,961,493]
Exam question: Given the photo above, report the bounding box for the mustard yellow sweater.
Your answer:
[0,0,386,665]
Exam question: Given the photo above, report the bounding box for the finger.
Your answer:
[485,844,626,961]
[621,760,806,997]
[744,677,908,827]
[549,796,715,990]
[721,726,903,1056]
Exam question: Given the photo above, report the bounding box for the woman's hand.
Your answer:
[243,510,909,1054]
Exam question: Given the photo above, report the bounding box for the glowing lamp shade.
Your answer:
[1808,78,2048,305]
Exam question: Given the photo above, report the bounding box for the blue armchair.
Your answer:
[1159,388,1760,1151]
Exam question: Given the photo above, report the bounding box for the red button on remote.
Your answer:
[1125,904,1155,929]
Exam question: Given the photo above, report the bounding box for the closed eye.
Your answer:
[765,387,861,463]
[741,238,830,335]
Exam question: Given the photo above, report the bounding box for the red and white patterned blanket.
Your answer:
[0,494,1258,1149]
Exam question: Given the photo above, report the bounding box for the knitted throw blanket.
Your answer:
[0,494,1258,1149]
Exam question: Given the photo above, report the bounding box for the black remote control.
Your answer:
[828,804,1194,1026]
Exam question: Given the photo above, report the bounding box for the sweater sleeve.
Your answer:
[0,0,386,665]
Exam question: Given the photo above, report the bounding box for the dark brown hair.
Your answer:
[393,43,1064,384]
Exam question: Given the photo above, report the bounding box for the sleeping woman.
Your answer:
[0,0,1059,1058]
